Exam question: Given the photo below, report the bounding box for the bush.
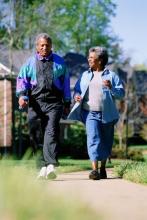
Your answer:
[60,123,88,159]
[111,146,144,161]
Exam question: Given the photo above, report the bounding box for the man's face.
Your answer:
[36,37,52,57]
[88,52,99,70]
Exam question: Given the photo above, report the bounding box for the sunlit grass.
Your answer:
[0,156,114,174]
[0,162,102,220]
[114,160,147,184]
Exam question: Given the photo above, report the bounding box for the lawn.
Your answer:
[0,158,102,220]
[114,160,147,185]
[0,156,114,174]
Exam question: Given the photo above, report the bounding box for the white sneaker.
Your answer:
[37,166,46,179]
[46,164,57,180]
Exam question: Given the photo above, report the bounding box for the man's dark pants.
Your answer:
[28,100,63,168]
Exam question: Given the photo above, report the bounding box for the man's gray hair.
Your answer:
[89,46,108,66]
[35,33,52,45]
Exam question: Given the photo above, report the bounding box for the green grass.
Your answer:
[130,145,147,162]
[0,160,102,220]
[129,145,147,151]
[144,154,147,161]
[114,160,147,185]
[0,156,114,173]
[1,154,147,189]
[58,158,113,173]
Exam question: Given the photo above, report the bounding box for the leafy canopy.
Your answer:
[0,0,120,59]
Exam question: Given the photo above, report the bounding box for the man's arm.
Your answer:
[16,64,31,108]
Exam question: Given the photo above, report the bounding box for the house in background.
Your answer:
[0,45,32,154]
[0,63,13,148]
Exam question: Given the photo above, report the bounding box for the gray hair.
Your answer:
[89,46,108,66]
[35,33,52,45]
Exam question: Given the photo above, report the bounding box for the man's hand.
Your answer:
[102,80,112,89]
[62,107,70,119]
[19,96,28,109]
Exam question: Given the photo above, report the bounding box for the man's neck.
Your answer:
[36,52,52,61]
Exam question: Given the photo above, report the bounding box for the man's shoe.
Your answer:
[37,166,46,179]
[100,168,107,179]
[46,164,57,180]
[89,170,100,180]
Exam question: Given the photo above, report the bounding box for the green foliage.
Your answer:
[140,124,147,141]
[14,110,29,139]
[0,27,7,40]
[114,160,132,178]
[112,147,145,162]
[128,149,145,161]
[60,123,88,159]
[14,110,30,158]
[0,0,121,61]
[52,0,117,55]
[114,161,147,184]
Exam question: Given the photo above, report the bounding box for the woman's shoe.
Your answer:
[100,168,107,179]
[89,170,100,180]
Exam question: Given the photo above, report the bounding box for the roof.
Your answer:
[0,44,32,75]
[64,52,89,77]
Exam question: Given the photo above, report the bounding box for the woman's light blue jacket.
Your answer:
[68,68,125,124]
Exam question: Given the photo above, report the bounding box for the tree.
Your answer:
[41,0,118,57]
[0,0,121,61]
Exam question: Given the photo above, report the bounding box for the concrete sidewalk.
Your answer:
[49,169,147,220]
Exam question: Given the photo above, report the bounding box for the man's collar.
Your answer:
[36,52,53,61]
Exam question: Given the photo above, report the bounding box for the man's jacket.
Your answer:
[16,53,71,104]
[68,68,125,124]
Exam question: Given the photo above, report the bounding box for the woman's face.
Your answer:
[88,52,99,70]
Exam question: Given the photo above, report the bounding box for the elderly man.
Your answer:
[16,33,71,179]
[68,46,125,180]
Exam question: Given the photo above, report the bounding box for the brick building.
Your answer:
[0,46,32,154]
[0,63,14,148]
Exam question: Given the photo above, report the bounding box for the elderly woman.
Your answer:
[68,46,125,180]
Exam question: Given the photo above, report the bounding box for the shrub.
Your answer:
[111,146,144,161]
[60,123,88,159]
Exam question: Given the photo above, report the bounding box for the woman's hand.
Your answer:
[74,94,82,102]
[102,80,112,89]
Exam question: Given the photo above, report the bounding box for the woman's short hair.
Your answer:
[89,46,108,66]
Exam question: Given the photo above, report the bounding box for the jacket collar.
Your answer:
[88,68,109,76]
[36,52,53,61]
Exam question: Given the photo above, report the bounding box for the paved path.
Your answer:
[49,169,147,220]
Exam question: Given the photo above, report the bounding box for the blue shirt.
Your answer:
[68,68,125,124]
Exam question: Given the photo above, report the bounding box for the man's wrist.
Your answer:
[19,95,29,101]
[64,101,71,108]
